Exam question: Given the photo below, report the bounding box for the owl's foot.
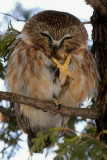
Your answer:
[52,54,73,79]
[57,104,62,110]
[53,98,62,111]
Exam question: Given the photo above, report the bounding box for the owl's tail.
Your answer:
[27,132,52,153]
[27,124,67,153]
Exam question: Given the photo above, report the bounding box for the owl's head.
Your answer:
[22,10,88,60]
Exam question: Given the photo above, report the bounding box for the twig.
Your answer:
[96,131,103,140]
[63,128,95,140]
[82,21,91,24]
[0,12,26,22]
[0,91,100,119]
[0,11,91,25]
[0,132,22,153]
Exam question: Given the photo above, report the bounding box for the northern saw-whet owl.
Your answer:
[6,10,99,150]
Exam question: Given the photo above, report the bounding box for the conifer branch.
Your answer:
[0,91,100,120]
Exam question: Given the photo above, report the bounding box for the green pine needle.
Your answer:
[0,21,20,79]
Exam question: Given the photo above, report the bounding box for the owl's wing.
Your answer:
[14,103,31,134]
[15,104,37,151]
[7,38,21,59]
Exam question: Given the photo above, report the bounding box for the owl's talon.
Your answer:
[52,54,73,79]
[53,98,62,110]
[57,104,62,110]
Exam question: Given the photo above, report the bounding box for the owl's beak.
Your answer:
[52,45,57,55]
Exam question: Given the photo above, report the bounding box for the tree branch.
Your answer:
[0,11,91,25]
[85,0,107,15]
[0,12,26,22]
[0,91,100,119]
[82,21,91,25]
[0,132,22,153]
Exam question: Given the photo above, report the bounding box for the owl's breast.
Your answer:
[6,47,62,100]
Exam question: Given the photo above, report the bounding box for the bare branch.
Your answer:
[0,12,26,22]
[0,91,100,119]
[82,21,91,25]
[63,128,96,139]
[0,11,92,25]
[0,132,22,153]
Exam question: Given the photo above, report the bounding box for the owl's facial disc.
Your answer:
[40,31,73,59]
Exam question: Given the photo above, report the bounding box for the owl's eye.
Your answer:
[40,33,52,42]
[63,36,73,41]
[61,36,73,44]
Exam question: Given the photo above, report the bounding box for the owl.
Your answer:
[6,10,99,151]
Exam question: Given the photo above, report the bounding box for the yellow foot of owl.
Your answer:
[52,54,73,79]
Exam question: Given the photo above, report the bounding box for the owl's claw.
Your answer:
[52,54,73,79]
[53,98,62,111]
[57,104,62,110]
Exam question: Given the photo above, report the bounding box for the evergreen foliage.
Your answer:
[0,22,20,79]
[30,127,106,160]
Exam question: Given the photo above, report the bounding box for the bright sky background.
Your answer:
[0,0,93,160]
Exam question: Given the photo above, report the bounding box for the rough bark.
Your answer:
[85,0,107,144]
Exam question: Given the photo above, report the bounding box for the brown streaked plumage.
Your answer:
[6,10,99,151]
